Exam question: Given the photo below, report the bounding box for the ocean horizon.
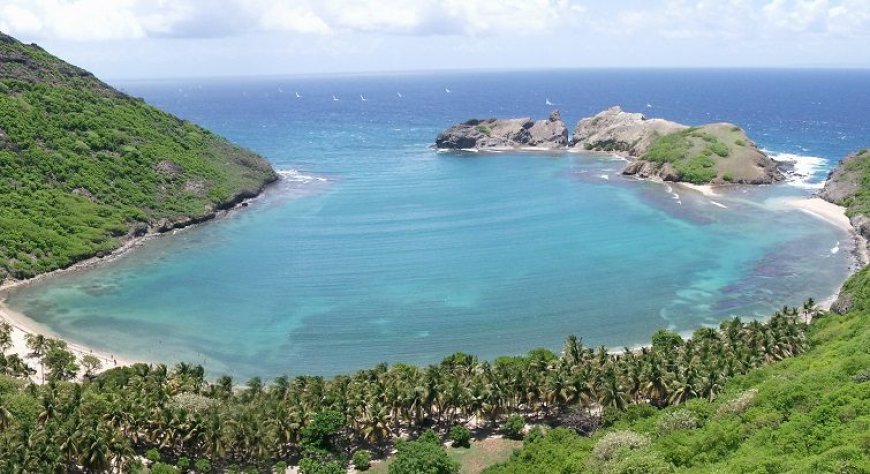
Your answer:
[5,69,867,380]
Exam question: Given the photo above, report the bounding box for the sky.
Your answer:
[1,0,869,80]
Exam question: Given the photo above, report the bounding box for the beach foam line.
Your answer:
[710,200,728,209]
[765,150,828,190]
[277,169,327,183]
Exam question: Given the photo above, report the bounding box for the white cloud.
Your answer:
[0,0,583,41]
[0,0,866,43]
[1,0,146,41]
[258,3,332,34]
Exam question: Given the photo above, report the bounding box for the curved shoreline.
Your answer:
[0,176,859,382]
[0,181,278,382]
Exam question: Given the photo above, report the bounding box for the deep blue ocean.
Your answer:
[6,69,869,379]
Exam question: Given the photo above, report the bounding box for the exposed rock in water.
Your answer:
[435,109,568,150]
[571,106,685,156]
[573,107,783,185]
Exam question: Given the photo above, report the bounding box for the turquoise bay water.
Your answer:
[6,70,866,379]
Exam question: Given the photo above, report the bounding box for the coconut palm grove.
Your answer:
[1,6,870,474]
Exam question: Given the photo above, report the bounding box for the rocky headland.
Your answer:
[819,148,870,312]
[435,106,784,185]
[435,110,568,150]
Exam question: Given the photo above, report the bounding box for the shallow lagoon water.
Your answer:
[6,70,867,379]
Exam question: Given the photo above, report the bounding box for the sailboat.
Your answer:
[545,98,554,106]
[332,95,340,102]
[445,88,451,93]
[295,91,302,98]
[360,94,368,102]
[397,92,403,98]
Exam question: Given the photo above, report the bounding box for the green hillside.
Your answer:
[642,124,777,185]
[0,32,277,280]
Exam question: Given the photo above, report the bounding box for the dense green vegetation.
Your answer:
[0,302,820,473]
[829,148,870,217]
[643,128,735,184]
[0,32,276,280]
[484,305,870,473]
[0,28,867,474]
[639,124,773,185]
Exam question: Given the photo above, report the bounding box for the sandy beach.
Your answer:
[0,185,277,384]
[675,182,720,197]
[1,300,131,383]
[779,196,853,232]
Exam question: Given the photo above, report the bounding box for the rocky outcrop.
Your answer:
[434,106,783,185]
[435,110,568,150]
[572,107,783,185]
[571,106,686,156]
[819,149,870,313]
[819,150,868,205]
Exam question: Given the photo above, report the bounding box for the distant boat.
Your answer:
[445,88,451,93]
[332,95,340,102]
[646,103,653,108]
[545,98,554,106]
[397,92,403,98]
[360,94,368,102]
[278,87,284,93]
[295,91,302,98]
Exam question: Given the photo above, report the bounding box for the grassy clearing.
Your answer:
[369,437,522,474]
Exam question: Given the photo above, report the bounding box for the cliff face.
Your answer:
[435,110,568,150]
[0,32,277,280]
[820,149,870,313]
[571,106,686,156]
[572,107,783,185]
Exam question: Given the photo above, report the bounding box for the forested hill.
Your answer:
[0,32,277,281]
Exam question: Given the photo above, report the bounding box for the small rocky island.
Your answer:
[435,106,784,185]
[435,110,568,150]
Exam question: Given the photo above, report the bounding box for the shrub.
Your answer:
[176,457,190,471]
[194,458,212,473]
[734,139,746,146]
[592,431,651,461]
[657,409,698,435]
[145,448,162,463]
[722,173,734,182]
[298,456,344,474]
[526,426,545,444]
[475,125,492,137]
[449,425,471,448]
[602,449,676,474]
[708,142,729,157]
[717,389,758,416]
[128,459,147,474]
[151,463,180,474]
[352,450,372,471]
[502,415,525,440]
[418,429,441,444]
[675,154,717,184]
[389,435,459,474]
[644,133,691,164]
